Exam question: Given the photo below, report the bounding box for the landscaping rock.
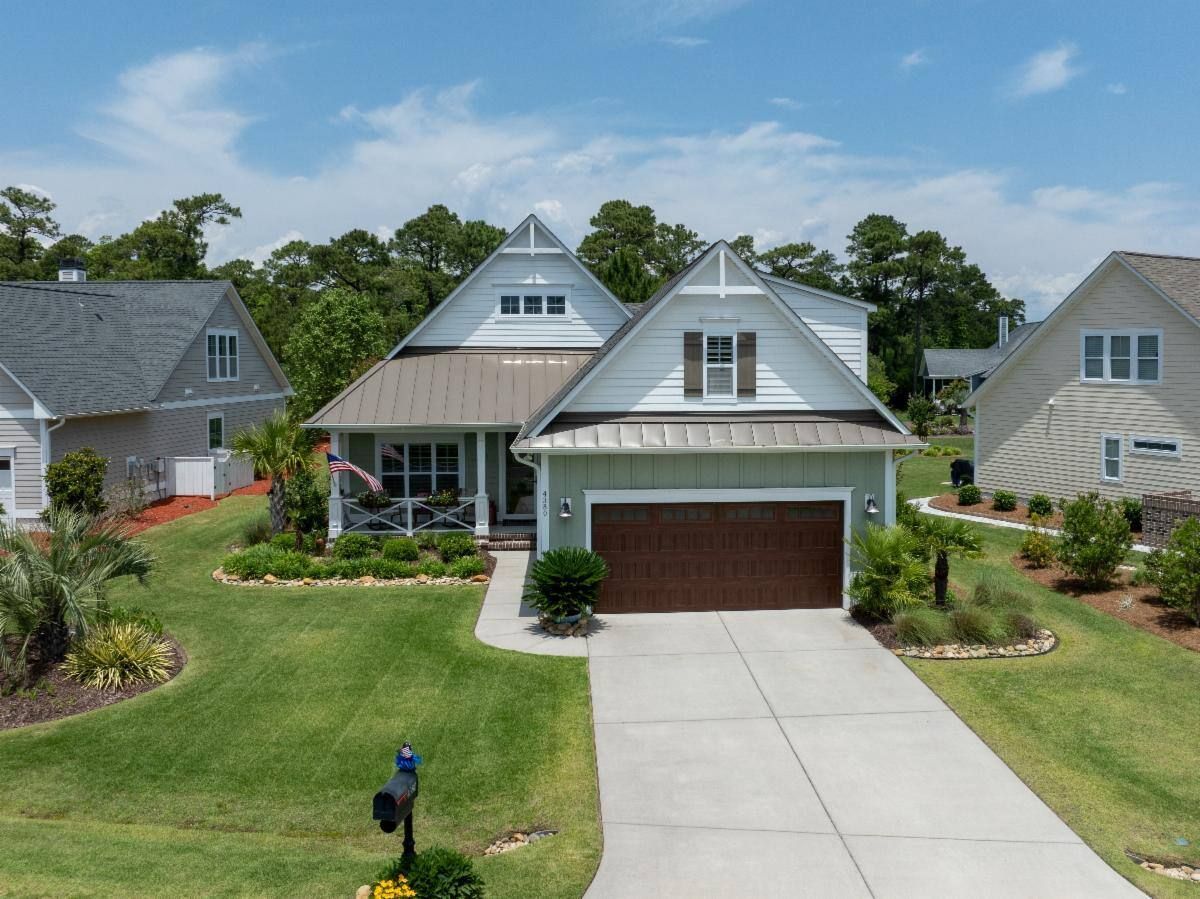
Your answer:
[894,629,1057,661]
[470,574,490,583]
[262,574,278,584]
[356,885,372,899]
[415,573,430,584]
[357,575,377,585]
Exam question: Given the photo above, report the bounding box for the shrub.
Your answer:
[948,605,1006,645]
[957,484,982,505]
[895,491,922,530]
[1027,493,1053,517]
[941,445,963,457]
[62,622,173,690]
[222,544,284,579]
[322,558,370,580]
[268,551,318,580]
[417,559,448,578]
[845,524,931,620]
[105,605,163,637]
[44,447,108,515]
[1019,523,1057,569]
[382,537,420,561]
[1143,517,1200,625]
[892,607,951,646]
[416,532,438,550]
[906,395,936,441]
[992,490,1017,512]
[970,574,1033,612]
[242,515,272,547]
[1001,608,1040,640]
[372,559,417,579]
[922,445,943,457]
[270,532,299,552]
[371,876,416,899]
[332,532,378,560]
[913,516,982,607]
[1056,492,1132,589]
[437,532,478,562]
[403,846,485,899]
[1119,497,1143,532]
[284,466,328,536]
[449,556,486,578]
[524,546,610,620]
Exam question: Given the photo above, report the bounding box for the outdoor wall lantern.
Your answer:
[864,494,879,515]
[559,497,573,518]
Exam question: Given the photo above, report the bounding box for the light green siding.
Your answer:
[547,451,887,547]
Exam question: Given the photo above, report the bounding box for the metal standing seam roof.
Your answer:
[513,411,925,451]
[1117,251,1200,324]
[305,349,596,427]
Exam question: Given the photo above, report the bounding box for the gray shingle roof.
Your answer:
[0,280,233,416]
[922,321,1040,380]
[1116,252,1200,324]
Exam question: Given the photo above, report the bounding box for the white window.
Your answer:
[523,294,543,315]
[705,334,735,397]
[379,440,463,498]
[207,328,240,381]
[1130,435,1181,457]
[496,289,569,316]
[1080,330,1161,384]
[1101,434,1122,482]
[207,412,225,450]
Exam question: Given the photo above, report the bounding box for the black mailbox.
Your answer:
[373,768,419,833]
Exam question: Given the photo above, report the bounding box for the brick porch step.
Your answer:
[479,533,535,551]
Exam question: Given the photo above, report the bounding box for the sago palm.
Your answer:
[914,516,983,606]
[231,410,314,534]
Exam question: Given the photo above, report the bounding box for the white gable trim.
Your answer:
[966,252,1200,407]
[760,273,877,312]
[525,242,910,438]
[389,214,630,357]
[0,359,54,419]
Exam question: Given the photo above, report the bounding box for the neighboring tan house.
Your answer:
[0,263,291,522]
[967,251,1200,503]
[306,215,923,613]
[919,317,1041,396]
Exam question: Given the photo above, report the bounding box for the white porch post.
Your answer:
[328,432,343,541]
[474,430,489,537]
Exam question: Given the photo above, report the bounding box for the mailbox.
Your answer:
[373,768,419,833]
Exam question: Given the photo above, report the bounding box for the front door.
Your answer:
[503,433,535,519]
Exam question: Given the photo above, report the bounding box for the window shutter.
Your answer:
[737,331,756,397]
[683,331,702,397]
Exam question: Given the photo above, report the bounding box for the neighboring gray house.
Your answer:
[920,317,1041,395]
[0,264,291,522]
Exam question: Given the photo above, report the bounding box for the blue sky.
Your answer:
[3,0,1198,316]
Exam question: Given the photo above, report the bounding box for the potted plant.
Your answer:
[357,489,392,511]
[523,547,610,634]
[427,487,460,507]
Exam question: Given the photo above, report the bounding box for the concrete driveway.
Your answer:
[477,553,1142,898]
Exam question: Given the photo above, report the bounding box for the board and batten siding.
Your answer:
[976,261,1200,502]
[768,281,868,381]
[565,292,866,413]
[156,291,288,403]
[547,450,886,548]
[408,253,626,348]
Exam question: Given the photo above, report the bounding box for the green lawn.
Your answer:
[897,435,973,499]
[907,519,1200,898]
[0,497,600,898]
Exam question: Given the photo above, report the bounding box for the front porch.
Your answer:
[326,429,536,541]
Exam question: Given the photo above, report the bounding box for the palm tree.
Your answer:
[230,410,314,534]
[846,524,931,620]
[915,517,983,606]
[0,508,155,685]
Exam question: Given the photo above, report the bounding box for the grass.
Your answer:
[0,496,600,898]
[907,518,1200,898]
[897,435,974,499]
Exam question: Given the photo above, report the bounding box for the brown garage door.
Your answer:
[591,501,844,613]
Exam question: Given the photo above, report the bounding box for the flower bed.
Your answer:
[889,629,1056,659]
[929,492,1065,529]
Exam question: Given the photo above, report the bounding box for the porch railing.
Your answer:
[332,496,478,536]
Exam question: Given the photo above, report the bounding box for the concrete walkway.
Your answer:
[476,551,1142,898]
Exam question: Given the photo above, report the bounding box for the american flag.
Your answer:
[381,443,404,462]
[326,452,384,492]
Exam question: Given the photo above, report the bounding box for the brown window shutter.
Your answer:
[683,331,702,396]
[737,331,756,397]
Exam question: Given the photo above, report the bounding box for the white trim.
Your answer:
[0,359,53,418]
[679,286,762,295]
[581,487,855,608]
[759,273,878,312]
[1129,435,1182,458]
[205,327,241,382]
[703,331,736,398]
[207,411,225,450]
[1100,433,1123,483]
[1078,328,1162,385]
[0,408,35,419]
[495,286,572,318]
[474,430,489,537]
[375,434,467,498]
[159,391,289,410]
[522,443,922,455]
[0,444,13,522]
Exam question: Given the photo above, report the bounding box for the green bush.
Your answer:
[242,515,272,547]
[1057,492,1132,588]
[283,466,328,536]
[1027,494,1054,517]
[222,544,284,579]
[523,546,610,620]
[62,622,173,690]
[970,575,1033,612]
[322,558,370,580]
[437,532,478,562]
[416,532,438,550]
[417,559,448,578]
[957,484,982,505]
[403,846,485,899]
[922,445,943,457]
[1119,497,1143,532]
[382,537,420,561]
[44,447,109,515]
[846,524,931,620]
[332,532,378,560]
[992,490,1017,512]
[449,556,486,578]
[906,395,936,441]
[1144,517,1200,625]
[941,445,962,457]
[948,604,1006,645]
[892,607,950,646]
[372,559,417,579]
[105,605,163,637]
[1019,523,1057,569]
[1001,608,1040,640]
[268,551,317,580]
[895,491,922,530]
[269,532,298,552]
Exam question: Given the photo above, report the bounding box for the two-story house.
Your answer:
[307,215,923,613]
[967,251,1200,503]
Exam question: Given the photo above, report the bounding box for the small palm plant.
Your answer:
[914,517,983,607]
[230,410,314,534]
[523,547,610,622]
[846,524,930,620]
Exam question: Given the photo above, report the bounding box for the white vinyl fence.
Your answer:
[167,453,255,500]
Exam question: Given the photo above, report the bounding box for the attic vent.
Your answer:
[58,257,87,282]
[998,315,1010,347]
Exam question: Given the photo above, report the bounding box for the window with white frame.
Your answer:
[705,334,735,397]
[379,441,462,497]
[207,412,224,450]
[1101,434,1122,482]
[1080,330,1160,384]
[207,328,240,381]
[1130,435,1182,457]
[497,290,568,316]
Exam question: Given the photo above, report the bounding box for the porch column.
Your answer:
[474,431,489,537]
[328,432,343,541]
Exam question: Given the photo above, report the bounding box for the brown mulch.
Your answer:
[120,478,271,536]
[1013,555,1200,653]
[929,493,1064,528]
[0,636,186,731]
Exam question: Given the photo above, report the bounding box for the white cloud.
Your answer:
[1106,82,1128,95]
[6,48,1198,322]
[900,49,928,70]
[660,36,709,48]
[768,97,803,111]
[248,229,305,264]
[613,0,747,29]
[1007,42,1082,99]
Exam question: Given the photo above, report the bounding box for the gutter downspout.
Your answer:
[513,451,546,555]
[41,417,66,510]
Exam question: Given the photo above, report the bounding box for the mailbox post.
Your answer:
[373,741,421,862]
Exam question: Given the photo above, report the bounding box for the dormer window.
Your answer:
[498,289,569,317]
[207,328,239,381]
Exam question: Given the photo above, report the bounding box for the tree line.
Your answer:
[0,187,1024,415]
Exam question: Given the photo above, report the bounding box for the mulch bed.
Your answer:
[929,493,1064,528]
[121,479,270,536]
[1013,555,1200,653]
[0,636,186,731]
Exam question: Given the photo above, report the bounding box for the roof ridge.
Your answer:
[0,282,134,299]
[1117,250,1200,262]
